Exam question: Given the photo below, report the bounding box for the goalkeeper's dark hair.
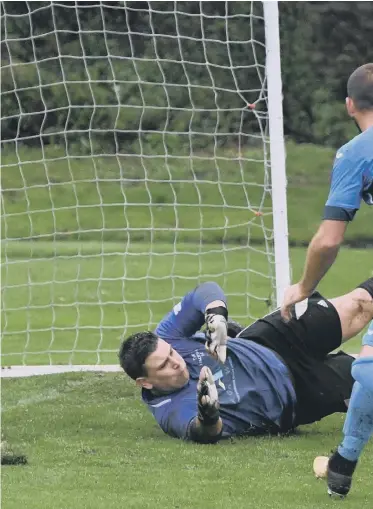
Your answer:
[119,331,158,380]
[347,63,373,111]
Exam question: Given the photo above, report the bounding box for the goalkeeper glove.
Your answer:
[197,366,220,426]
[204,305,228,363]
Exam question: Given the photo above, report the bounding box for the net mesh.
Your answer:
[1,1,280,365]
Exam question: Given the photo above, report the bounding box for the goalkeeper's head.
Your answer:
[346,63,373,129]
[119,332,189,391]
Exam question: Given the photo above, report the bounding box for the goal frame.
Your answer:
[1,0,290,378]
[263,1,290,307]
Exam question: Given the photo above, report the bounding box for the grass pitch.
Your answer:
[2,246,373,508]
[2,244,371,365]
[1,140,372,507]
[2,371,373,509]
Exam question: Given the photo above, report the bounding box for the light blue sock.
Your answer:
[338,358,373,462]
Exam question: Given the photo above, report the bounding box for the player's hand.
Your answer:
[197,366,220,425]
[280,283,310,322]
[205,310,228,363]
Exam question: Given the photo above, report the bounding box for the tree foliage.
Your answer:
[1,1,372,151]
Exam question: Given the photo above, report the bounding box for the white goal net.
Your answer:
[1,1,289,372]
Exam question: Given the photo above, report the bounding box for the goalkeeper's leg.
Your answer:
[227,319,244,338]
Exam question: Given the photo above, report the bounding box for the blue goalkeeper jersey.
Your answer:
[324,125,373,221]
[141,282,296,440]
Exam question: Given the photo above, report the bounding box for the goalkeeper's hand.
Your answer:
[197,366,220,426]
[204,305,228,363]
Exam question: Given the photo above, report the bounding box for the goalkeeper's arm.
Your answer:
[187,366,223,444]
[204,300,228,363]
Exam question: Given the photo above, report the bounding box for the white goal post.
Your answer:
[1,1,289,377]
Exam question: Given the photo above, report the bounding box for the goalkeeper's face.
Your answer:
[140,338,189,391]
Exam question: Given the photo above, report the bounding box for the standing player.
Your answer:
[280,63,373,497]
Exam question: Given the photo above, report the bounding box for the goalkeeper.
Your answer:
[119,279,373,444]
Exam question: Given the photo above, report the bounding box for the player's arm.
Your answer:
[154,366,223,443]
[298,220,347,295]
[155,281,228,345]
[204,300,228,362]
[187,366,223,444]
[298,152,363,295]
[281,153,362,320]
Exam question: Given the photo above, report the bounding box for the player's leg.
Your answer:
[329,277,373,342]
[353,336,373,392]
[314,322,373,498]
[227,319,244,338]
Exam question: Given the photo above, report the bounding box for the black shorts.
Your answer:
[237,292,355,428]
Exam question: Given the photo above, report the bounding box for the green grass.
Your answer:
[1,142,371,244]
[1,240,277,365]
[2,243,372,365]
[2,372,373,509]
[1,142,372,508]
[2,142,370,365]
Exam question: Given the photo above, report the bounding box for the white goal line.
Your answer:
[1,354,359,378]
[1,365,123,378]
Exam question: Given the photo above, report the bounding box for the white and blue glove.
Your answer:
[204,306,228,363]
[197,366,220,425]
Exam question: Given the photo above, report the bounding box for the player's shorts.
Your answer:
[237,292,355,428]
[362,320,373,347]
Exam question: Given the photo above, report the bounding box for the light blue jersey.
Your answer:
[142,282,296,440]
[323,126,373,348]
[324,125,373,221]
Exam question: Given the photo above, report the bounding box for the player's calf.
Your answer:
[327,451,358,498]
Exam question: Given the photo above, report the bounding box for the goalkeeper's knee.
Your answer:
[227,319,244,338]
